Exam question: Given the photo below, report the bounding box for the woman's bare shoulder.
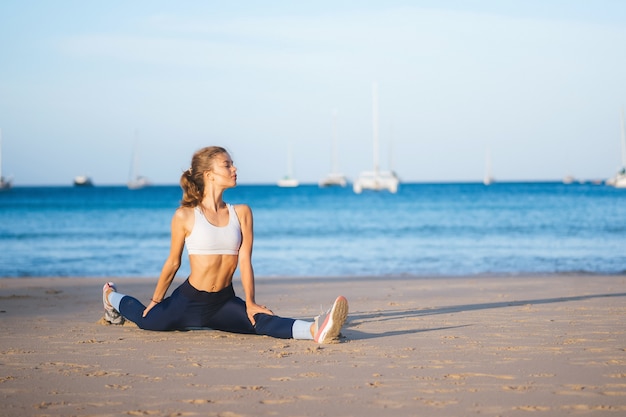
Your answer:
[232,203,251,211]
[173,206,195,222]
[232,204,252,219]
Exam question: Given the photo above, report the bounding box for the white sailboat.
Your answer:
[353,82,399,194]
[562,175,576,184]
[0,128,13,190]
[277,140,299,187]
[127,130,150,190]
[606,107,626,188]
[319,110,348,187]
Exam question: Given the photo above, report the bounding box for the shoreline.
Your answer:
[1,270,623,281]
[1,274,625,416]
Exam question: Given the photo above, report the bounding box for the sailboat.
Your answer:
[277,140,299,187]
[319,110,348,187]
[127,130,150,190]
[483,147,494,186]
[562,174,576,184]
[606,108,626,188]
[0,128,12,190]
[353,83,399,194]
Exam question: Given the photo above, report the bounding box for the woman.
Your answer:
[102,146,348,343]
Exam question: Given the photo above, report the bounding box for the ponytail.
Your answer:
[180,169,202,207]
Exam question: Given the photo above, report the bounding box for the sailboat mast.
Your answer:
[388,124,394,172]
[130,129,139,182]
[287,140,293,178]
[332,110,338,173]
[619,107,626,168]
[484,147,493,185]
[372,82,379,174]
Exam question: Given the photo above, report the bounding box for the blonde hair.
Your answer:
[180,146,228,207]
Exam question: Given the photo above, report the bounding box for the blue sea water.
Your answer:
[0,183,624,278]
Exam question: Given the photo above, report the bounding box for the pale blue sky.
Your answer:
[1,1,625,185]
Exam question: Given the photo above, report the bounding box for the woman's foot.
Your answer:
[313,296,348,343]
[102,282,124,325]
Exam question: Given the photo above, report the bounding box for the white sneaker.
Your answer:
[102,282,124,325]
[313,296,348,343]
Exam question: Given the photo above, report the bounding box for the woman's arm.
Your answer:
[142,208,187,317]
[236,204,273,324]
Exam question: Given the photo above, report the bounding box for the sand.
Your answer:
[1,274,625,417]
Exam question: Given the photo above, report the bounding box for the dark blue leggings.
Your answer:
[118,279,295,338]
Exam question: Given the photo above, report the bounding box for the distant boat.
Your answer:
[73,175,93,187]
[277,176,299,187]
[483,147,494,186]
[353,170,399,194]
[353,82,399,194]
[606,107,626,188]
[0,128,12,190]
[319,173,347,187]
[607,167,626,188]
[127,130,150,190]
[562,175,576,184]
[319,110,348,187]
[128,175,150,190]
[278,140,299,187]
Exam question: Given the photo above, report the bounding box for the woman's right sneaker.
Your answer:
[313,296,348,343]
[102,282,124,325]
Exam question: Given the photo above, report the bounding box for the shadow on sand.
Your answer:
[343,292,626,341]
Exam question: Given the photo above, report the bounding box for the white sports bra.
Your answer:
[185,204,242,255]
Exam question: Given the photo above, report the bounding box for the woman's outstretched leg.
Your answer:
[207,294,349,343]
[102,282,190,331]
[254,295,349,342]
[204,295,305,339]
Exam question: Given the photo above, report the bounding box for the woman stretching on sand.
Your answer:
[101,146,348,343]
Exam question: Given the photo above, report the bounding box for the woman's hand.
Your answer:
[246,302,274,325]
[142,300,159,317]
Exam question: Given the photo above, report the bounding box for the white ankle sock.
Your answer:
[292,319,314,340]
[107,292,125,311]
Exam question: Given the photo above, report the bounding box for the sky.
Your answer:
[1,1,625,186]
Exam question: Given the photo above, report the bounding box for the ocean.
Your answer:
[0,183,624,279]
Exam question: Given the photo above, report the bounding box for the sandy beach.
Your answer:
[1,274,625,416]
